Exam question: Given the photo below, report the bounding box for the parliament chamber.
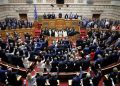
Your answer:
[0,0,120,86]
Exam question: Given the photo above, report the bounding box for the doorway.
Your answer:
[19,14,27,20]
[92,14,100,19]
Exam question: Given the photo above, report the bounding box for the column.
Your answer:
[42,0,46,3]
[83,0,87,4]
[86,0,93,4]
[0,0,8,4]
[111,0,120,6]
[33,0,37,4]
[74,0,78,3]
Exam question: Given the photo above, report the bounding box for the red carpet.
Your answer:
[60,82,68,86]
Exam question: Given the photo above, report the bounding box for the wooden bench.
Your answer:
[0,28,35,39]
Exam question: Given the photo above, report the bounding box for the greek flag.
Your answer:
[34,4,38,20]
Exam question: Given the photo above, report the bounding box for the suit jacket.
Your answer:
[109,72,120,84]
[7,71,18,86]
[72,76,81,86]
[58,61,67,72]
[0,69,7,83]
[74,60,83,71]
[82,59,90,70]
[51,60,58,72]
[36,76,46,86]
[83,77,91,86]
[49,76,58,86]
[92,72,102,86]
[65,14,68,19]
[67,61,74,72]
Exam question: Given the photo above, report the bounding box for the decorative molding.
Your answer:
[16,10,29,13]
[91,10,104,13]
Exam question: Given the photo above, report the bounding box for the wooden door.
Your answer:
[92,14,100,19]
[19,14,27,20]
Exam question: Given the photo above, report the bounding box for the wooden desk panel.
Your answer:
[0,28,35,39]
[41,19,80,31]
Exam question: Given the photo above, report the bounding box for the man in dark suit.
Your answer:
[1,22,6,30]
[72,67,83,86]
[36,73,46,86]
[65,14,68,19]
[74,59,83,71]
[92,71,102,86]
[51,58,58,72]
[0,68,7,84]
[72,73,81,86]
[108,67,120,85]
[82,59,90,71]
[52,13,55,19]
[83,73,92,86]
[74,13,78,19]
[58,60,67,72]
[49,73,58,86]
[58,13,62,18]
[103,67,119,86]
[7,68,19,86]
[66,60,74,72]
[76,38,83,47]
[43,13,47,19]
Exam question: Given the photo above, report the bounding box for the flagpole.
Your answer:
[34,0,38,21]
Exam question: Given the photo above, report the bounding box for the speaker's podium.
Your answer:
[41,19,80,31]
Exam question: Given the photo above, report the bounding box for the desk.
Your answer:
[41,19,80,31]
[0,28,35,39]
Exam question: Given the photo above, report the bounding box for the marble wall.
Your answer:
[93,0,111,5]
[7,0,113,4]
[0,1,120,21]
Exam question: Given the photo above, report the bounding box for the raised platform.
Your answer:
[41,19,80,31]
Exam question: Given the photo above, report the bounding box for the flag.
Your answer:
[34,4,38,20]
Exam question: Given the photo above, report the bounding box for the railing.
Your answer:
[0,60,27,72]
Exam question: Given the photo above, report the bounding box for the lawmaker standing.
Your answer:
[55,30,59,38]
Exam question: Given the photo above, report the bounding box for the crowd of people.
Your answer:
[0,18,33,30]
[0,16,120,86]
[43,12,79,19]
[71,30,120,86]
[81,18,120,30]
[0,28,120,85]
[42,27,79,37]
